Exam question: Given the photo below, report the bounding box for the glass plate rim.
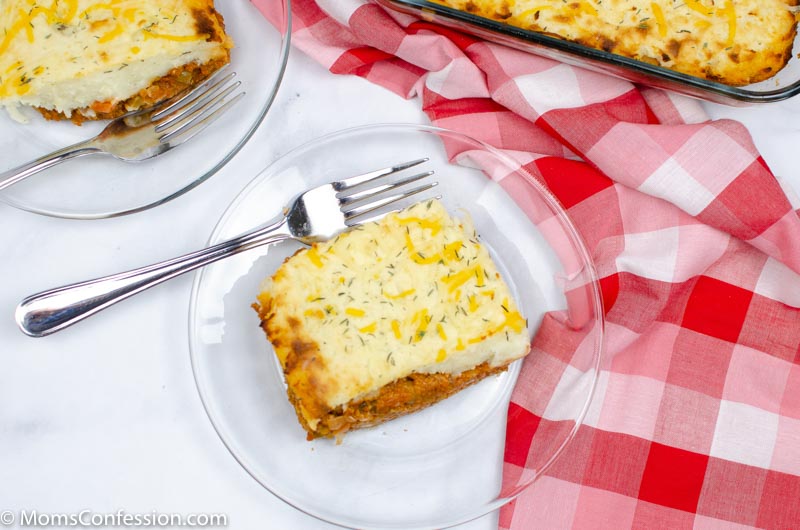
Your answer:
[0,0,293,220]
[187,122,606,530]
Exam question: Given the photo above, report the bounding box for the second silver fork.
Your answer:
[0,67,243,192]
[16,159,438,337]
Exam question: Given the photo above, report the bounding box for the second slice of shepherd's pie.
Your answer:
[0,0,232,123]
[253,199,530,440]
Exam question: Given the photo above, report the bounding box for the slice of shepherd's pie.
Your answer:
[0,0,232,123]
[252,199,531,440]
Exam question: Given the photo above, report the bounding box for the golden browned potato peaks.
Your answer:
[434,0,798,85]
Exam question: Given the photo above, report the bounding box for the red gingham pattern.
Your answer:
[253,1,800,527]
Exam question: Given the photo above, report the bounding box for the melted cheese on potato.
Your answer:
[257,199,530,411]
[433,0,798,85]
[0,0,232,119]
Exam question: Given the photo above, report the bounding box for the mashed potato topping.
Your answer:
[253,199,531,439]
[0,0,232,122]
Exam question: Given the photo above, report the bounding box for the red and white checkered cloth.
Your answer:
[254,1,800,527]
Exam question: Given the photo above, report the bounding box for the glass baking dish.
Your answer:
[377,0,800,105]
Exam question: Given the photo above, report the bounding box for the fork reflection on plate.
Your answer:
[15,159,438,337]
[0,66,244,192]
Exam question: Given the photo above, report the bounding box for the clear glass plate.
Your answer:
[0,0,290,219]
[188,124,604,529]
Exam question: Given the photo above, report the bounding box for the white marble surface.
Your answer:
[2,43,799,530]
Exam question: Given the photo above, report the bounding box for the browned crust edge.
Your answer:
[253,293,510,441]
[37,58,229,124]
[292,361,509,440]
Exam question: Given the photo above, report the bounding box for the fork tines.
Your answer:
[153,66,245,145]
[337,158,439,225]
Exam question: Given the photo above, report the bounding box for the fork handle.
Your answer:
[16,217,292,337]
[0,140,102,191]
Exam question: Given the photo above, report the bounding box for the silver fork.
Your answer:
[0,67,244,191]
[16,159,438,337]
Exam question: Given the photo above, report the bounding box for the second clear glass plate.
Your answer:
[0,0,291,219]
[189,124,604,529]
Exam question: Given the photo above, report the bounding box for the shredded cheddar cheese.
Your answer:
[436,323,448,341]
[384,288,416,299]
[358,322,377,334]
[721,0,737,47]
[306,246,325,268]
[651,3,667,38]
[391,320,402,340]
[683,0,715,17]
